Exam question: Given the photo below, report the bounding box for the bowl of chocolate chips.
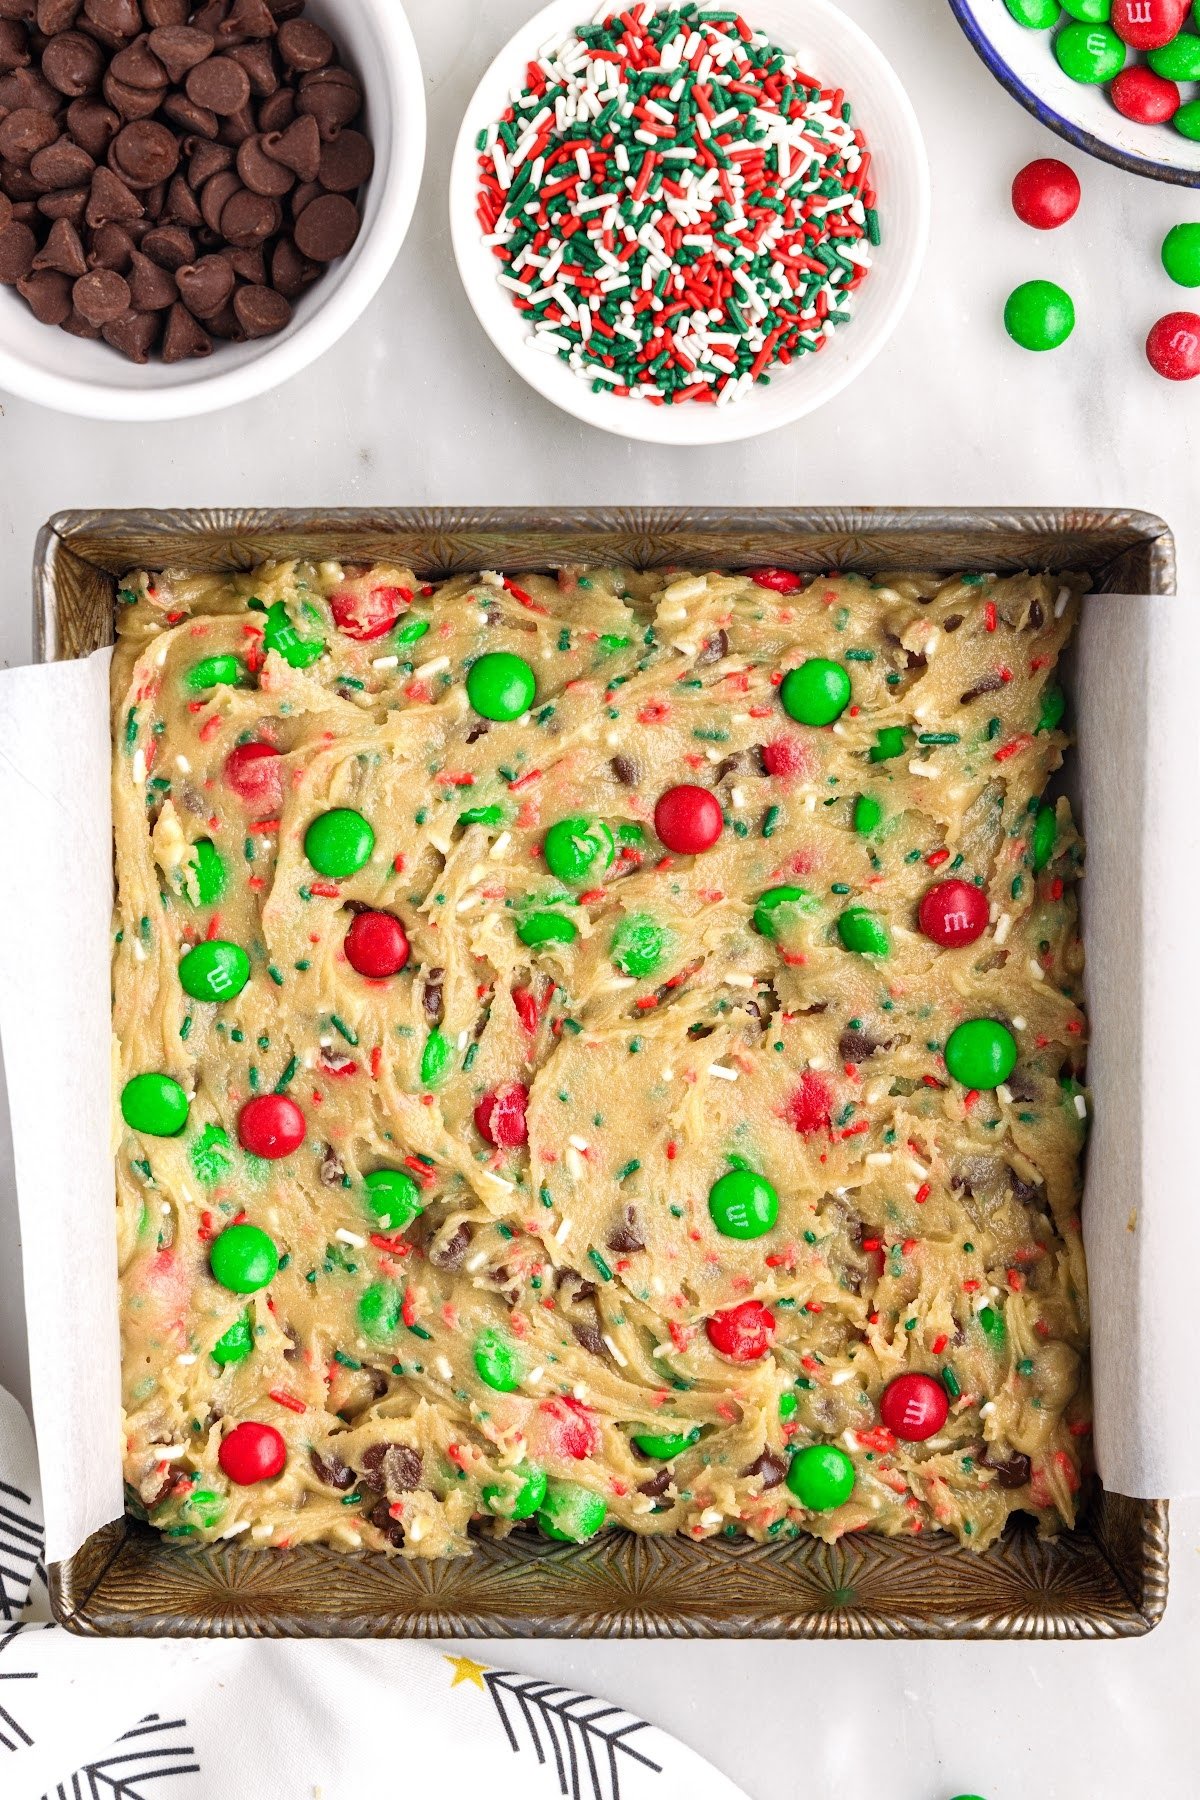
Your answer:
[0,0,424,418]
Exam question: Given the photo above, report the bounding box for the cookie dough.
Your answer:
[113,560,1091,1557]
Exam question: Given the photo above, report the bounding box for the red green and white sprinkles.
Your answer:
[474,3,879,405]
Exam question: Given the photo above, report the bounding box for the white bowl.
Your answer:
[949,0,1200,187]
[449,0,930,445]
[0,0,426,421]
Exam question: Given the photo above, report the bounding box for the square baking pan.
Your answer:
[35,504,1173,1640]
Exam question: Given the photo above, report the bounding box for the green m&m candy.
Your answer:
[708,1168,779,1240]
[1004,0,1061,22]
[1162,222,1200,287]
[185,1488,226,1528]
[1055,21,1125,81]
[944,1019,1018,1090]
[1004,280,1075,351]
[978,1304,1007,1349]
[483,1463,547,1521]
[185,653,243,692]
[459,804,506,827]
[358,1280,403,1340]
[853,794,882,836]
[420,1027,453,1089]
[304,807,374,877]
[189,838,226,906]
[517,910,578,948]
[787,1442,856,1510]
[364,1167,423,1230]
[466,651,537,721]
[780,658,851,726]
[753,884,816,939]
[1149,32,1200,79]
[1059,0,1110,18]
[121,1072,189,1136]
[838,906,889,956]
[610,912,667,978]
[1037,685,1066,733]
[474,1327,521,1392]
[537,1480,607,1543]
[1173,101,1200,140]
[1033,803,1057,871]
[869,726,907,763]
[178,940,250,1003]
[263,601,325,670]
[211,1312,254,1366]
[543,816,615,885]
[631,1427,700,1459]
[210,1223,278,1294]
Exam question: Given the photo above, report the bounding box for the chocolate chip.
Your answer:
[226,241,261,281]
[255,84,292,132]
[236,129,292,195]
[317,126,371,194]
[32,210,84,269]
[0,66,60,111]
[198,163,237,231]
[159,90,216,137]
[141,220,192,266]
[1027,599,1044,630]
[0,106,58,164]
[41,26,103,93]
[421,966,444,1023]
[571,1321,606,1357]
[185,51,248,114]
[142,0,188,23]
[0,216,35,278]
[126,244,175,306]
[309,1448,355,1490]
[0,192,12,229]
[288,174,318,219]
[839,1028,890,1064]
[187,137,231,187]
[219,181,274,244]
[161,170,200,225]
[86,216,131,264]
[161,296,210,359]
[146,24,212,82]
[36,0,79,33]
[293,189,356,260]
[959,672,1005,706]
[694,628,729,665]
[741,1449,787,1489]
[37,183,86,219]
[110,116,178,184]
[65,94,118,155]
[277,17,330,71]
[219,0,275,41]
[296,64,360,139]
[606,1204,646,1254]
[83,0,141,35]
[637,1467,672,1498]
[360,1441,422,1494]
[202,295,243,338]
[428,1221,471,1271]
[0,18,29,69]
[103,70,163,119]
[215,98,255,146]
[609,754,640,787]
[71,260,125,319]
[86,162,140,227]
[61,302,100,334]
[16,263,69,318]
[227,37,274,94]
[980,1446,1032,1490]
[108,36,167,91]
[261,108,316,179]
[100,305,158,358]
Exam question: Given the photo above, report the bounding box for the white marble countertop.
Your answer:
[0,1,1196,1794]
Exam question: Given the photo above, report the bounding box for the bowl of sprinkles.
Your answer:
[950,0,1200,185]
[450,0,929,442]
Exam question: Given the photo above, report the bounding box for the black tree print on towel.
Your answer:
[0,1473,44,1620]
[43,1714,200,1800]
[483,1670,662,1800]
[0,1621,40,1754]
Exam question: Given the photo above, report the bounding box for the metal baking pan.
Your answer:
[35,505,1172,1639]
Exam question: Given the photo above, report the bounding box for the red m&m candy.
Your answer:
[761,736,810,779]
[344,910,410,978]
[879,1373,949,1442]
[218,1421,287,1485]
[330,581,408,641]
[1147,311,1200,379]
[1011,159,1081,231]
[654,784,723,854]
[224,741,282,813]
[238,1093,305,1159]
[474,1081,529,1148]
[1111,64,1180,122]
[706,1300,776,1362]
[1112,0,1187,49]
[917,879,989,948]
[746,567,805,593]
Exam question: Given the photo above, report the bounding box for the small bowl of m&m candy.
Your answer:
[950,0,1200,183]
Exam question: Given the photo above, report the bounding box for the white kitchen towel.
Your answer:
[0,1386,748,1800]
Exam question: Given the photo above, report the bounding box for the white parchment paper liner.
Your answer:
[0,599,1197,1566]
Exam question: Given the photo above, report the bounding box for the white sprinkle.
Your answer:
[830,1368,855,1387]
[554,1216,573,1243]
[413,655,450,680]
[154,1444,190,1460]
[408,1516,427,1543]
[1029,958,1045,982]
[566,1146,587,1181]
[724,972,754,988]
[455,891,481,913]
[220,1519,251,1539]
[435,1354,454,1381]
[602,1333,628,1367]
[131,748,146,785]
[997,1084,1013,1106]
[908,760,938,779]
[175,1353,197,1366]
[568,1134,590,1152]
[372,654,399,669]
[489,831,512,860]
[466,1250,489,1272]
[980,1401,996,1419]
[993,913,1012,947]
[480,1169,515,1192]
[1074,1093,1088,1119]
[1055,586,1071,619]
[707,1063,738,1081]
[174,754,191,774]
[1012,1015,1026,1031]
[865,1151,892,1167]
[526,1366,544,1385]
[698,1507,724,1529]
[729,785,746,809]
[661,1066,674,1082]
[335,1228,365,1248]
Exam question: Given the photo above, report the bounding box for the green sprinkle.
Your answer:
[588,1250,614,1281]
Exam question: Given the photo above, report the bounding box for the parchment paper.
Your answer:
[0,600,1195,1568]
